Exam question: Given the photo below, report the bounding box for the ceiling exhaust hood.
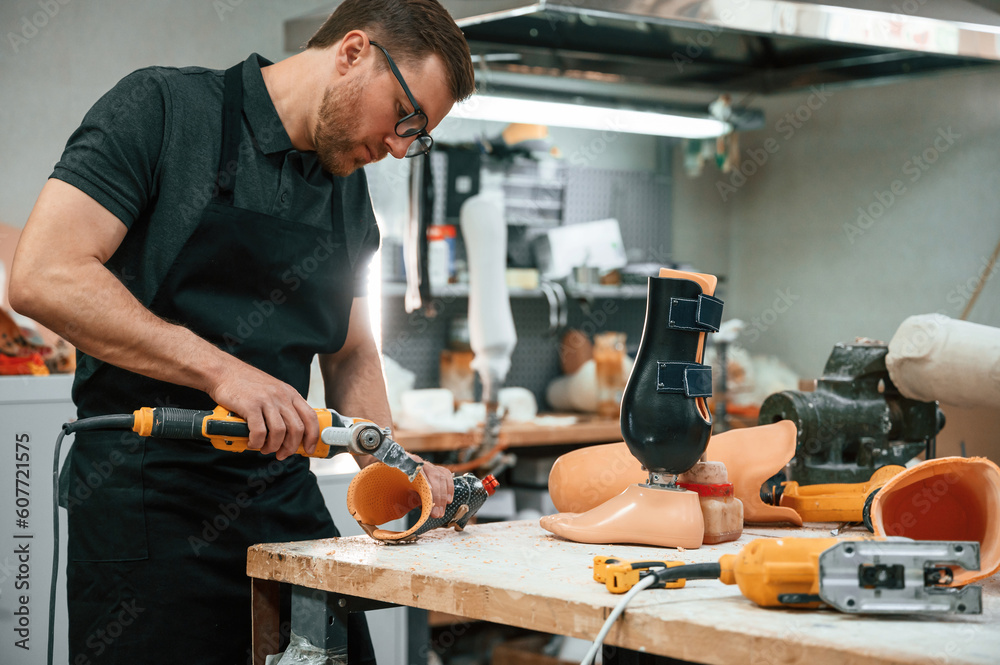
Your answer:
[447,0,1000,95]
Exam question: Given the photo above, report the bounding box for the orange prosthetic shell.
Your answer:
[346,463,435,542]
[870,456,1000,586]
[705,420,803,526]
[548,442,647,514]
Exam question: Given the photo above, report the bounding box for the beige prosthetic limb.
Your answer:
[540,269,719,549]
[547,420,801,527]
[886,314,1000,408]
[548,442,647,513]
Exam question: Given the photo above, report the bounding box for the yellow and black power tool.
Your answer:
[775,464,905,526]
[595,537,982,615]
[64,404,423,480]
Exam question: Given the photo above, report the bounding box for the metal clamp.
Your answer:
[321,421,423,481]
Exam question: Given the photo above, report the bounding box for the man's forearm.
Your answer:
[12,255,231,397]
[320,341,392,467]
[321,342,390,424]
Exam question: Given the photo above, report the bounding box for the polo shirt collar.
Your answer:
[242,53,294,155]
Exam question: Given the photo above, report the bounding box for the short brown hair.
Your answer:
[308,0,475,103]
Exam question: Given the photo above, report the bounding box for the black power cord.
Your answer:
[581,562,723,665]
[48,416,135,665]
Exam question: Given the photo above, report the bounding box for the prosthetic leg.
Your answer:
[547,423,801,526]
[540,269,722,548]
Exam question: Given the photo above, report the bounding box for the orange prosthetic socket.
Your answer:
[539,484,704,549]
[869,456,1000,586]
[346,463,497,543]
[705,420,803,526]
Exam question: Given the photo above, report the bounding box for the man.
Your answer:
[9,0,475,662]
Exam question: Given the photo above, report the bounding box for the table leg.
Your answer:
[291,585,350,657]
[251,577,282,665]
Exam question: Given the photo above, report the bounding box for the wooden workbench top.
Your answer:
[246,521,1000,665]
[392,415,623,452]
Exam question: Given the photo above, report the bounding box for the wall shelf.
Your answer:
[380,281,649,300]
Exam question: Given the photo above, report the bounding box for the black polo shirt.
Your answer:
[51,53,379,309]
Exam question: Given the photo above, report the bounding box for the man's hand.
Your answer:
[418,455,456,518]
[209,361,319,461]
[395,454,454,519]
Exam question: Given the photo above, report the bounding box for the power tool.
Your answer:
[595,537,982,615]
[64,404,423,480]
[578,537,982,665]
[775,464,905,524]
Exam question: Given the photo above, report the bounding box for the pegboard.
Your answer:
[382,293,652,410]
[564,167,673,263]
[430,152,567,228]
[381,160,673,412]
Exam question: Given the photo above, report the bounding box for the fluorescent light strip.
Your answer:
[450,95,731,139]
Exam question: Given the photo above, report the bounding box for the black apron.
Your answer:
[64,62,375,665]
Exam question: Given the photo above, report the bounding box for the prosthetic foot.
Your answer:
[346,463,498,543]
[539,484,704,548]
[541,269,722,549]
[546,420,801,527]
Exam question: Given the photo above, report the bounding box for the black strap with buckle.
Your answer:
[656,362,713,398]
[668,294,724,332]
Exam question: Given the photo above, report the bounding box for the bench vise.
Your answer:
[758,341,944,486]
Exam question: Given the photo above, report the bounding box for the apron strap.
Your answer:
[215,62,244,205]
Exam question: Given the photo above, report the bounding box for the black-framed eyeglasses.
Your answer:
[370,41,433,158]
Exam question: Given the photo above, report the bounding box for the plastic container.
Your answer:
[427,224,456,288]
[593,331,626,418]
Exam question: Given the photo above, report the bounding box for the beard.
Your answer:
[313,75,368,177]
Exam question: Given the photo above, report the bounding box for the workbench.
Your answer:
[246,520,1000,665]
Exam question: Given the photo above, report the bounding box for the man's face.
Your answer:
[313,75,366,177]
[314,47,454,177]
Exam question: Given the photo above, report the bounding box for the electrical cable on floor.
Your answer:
[580,574,657,665]
[48,415,136,665]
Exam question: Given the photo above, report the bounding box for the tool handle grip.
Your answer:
[204,419,251,439]
[134,407,215,441]
[133,405,338,458]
